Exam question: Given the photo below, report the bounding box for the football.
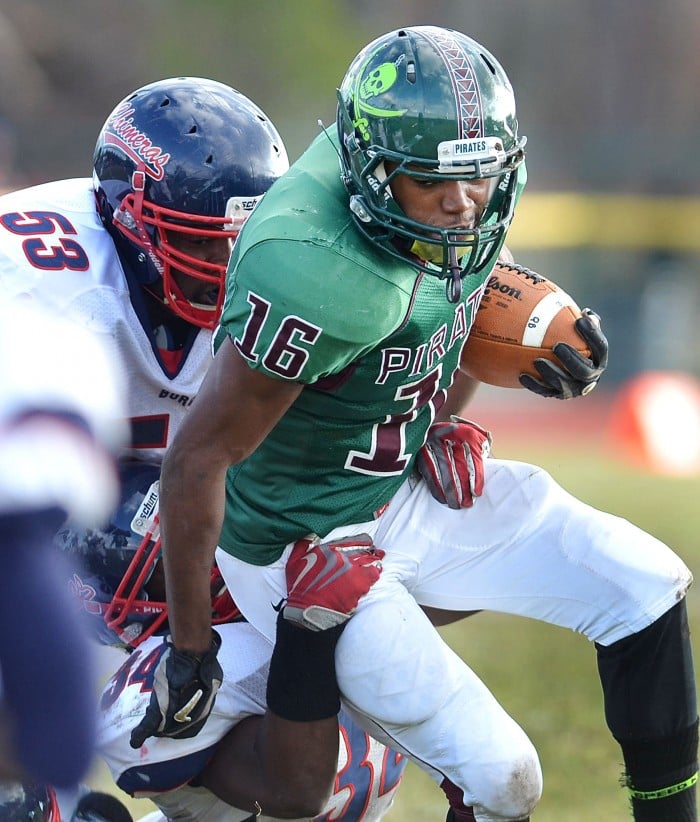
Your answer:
[460,262,591,389]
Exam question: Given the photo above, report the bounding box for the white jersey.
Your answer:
[0,296,127,524]
[98,622,405,822]
[0,179,212,462]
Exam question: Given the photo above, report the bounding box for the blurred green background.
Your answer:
[1,0,698,384]
[2,1,698,817]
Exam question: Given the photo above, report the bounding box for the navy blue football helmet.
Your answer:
[55,461,239,650]
[93,77,289,328]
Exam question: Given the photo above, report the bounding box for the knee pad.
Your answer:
[467,743,542,820]
[442,738,541,821]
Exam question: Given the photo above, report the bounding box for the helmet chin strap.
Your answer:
[113,166,167,290]
[446,245,462,303]
[409,238,466,303]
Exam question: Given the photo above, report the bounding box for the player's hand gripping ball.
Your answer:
[460,262,608,398]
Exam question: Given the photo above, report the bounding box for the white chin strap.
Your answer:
[161,291,217,314]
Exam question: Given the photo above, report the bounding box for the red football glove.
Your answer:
[283,534,385,631]
[416,416,492,509]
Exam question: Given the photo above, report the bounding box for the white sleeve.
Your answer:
[0,298,128,524]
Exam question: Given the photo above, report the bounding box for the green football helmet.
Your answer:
[337,26,526,301]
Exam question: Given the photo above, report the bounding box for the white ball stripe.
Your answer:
[521,289,577,346]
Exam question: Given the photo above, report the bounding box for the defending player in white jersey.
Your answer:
[0,76,288,463]
[99,630,404,822]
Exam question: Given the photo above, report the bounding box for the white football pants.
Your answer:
[216,458,692,821]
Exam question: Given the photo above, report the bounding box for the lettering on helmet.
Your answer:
[454,140,487,154]
[364,161,392,204]
[226,195,263,231]
[131,480,160,536]
[226,195,263,213]
[497,170,512,193]
[364,173,392,206]
[104,102,171,180]
[437,137,506,174]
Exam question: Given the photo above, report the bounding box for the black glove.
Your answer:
[129,630,222,749]
[519,308,608,399]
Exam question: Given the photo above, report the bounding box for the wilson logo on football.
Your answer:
[484,274,522,301]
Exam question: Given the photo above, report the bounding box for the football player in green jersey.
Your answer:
[136,26,697,822]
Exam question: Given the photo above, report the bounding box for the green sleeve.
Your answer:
[220,238,411,384]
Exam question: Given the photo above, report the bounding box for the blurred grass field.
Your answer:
[89,401,700,821]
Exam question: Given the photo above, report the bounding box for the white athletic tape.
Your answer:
[521,289,576,347]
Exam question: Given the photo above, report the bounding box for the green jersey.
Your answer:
[216,131,526,564]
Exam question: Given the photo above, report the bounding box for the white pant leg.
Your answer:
[149,785,252,821]
[215,548,292,643]
[214,512,385,644]
[216,541,542,821]
[373,459,692,646]
[152,785,334,822]
[335,586,542,821]
[215,456,691,820]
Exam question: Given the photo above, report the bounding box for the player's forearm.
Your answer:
[159,439,228,654]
